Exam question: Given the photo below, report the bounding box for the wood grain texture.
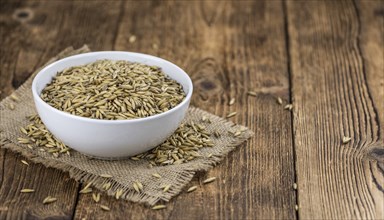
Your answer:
[356,0,384,216]
[0,0,122,219]
[286,0,383,219]
[356,0,384,140]
[0,151,79,219]
[74,1,297,219]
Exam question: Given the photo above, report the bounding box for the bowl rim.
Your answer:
[32,51,193,124]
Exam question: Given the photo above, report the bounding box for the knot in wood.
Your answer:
[13,8,33,23]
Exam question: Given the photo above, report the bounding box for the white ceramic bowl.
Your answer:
[32,51,193,159]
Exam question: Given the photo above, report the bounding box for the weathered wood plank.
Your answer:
[356,0,384,141]
[0,0,122,218]
[286,0,383,219]
[356,1,384,217]
[74,1,296,219]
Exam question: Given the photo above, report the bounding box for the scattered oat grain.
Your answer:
[18,114,71,157]
[277,97,283,105]
[226,112,237,118]
[102,182,112,190]
[92,193,100,203]
[187,186,198,193]
[284,104,293,111]
[82,182,92,190]
[213,131,221,138]
[80,188,92,194]
[133,182,141,193]
[132,122,214,166]
[8,103,15,110]
[152,173,162,178]
[19,127,28,135]
[115,189,123,200]
[233,131,242,137]
[10,94,20,102]
[43,196,57,204]
[100,205,110,211]
[137,181,143,191]
[152,204,166,210]
[130,156,140,161]
[17,138,29,144]
[80,182,93,194]
[247,91,257,96]
[129,35,136,43]
[20,189,34,193]
[100,174,113,178]
[342,136,351,144]
[162,184,171,192]
[229,98,235,106]
[203,177,216,184]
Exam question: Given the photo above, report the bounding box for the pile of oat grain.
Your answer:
[41,60,185,120]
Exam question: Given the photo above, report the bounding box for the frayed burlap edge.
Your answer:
[0,46,254,206]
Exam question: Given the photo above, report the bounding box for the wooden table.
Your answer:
[1,0,383,219]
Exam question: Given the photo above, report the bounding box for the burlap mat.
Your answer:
[0,46,253,206]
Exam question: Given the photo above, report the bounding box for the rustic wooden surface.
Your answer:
[0,0,382,219]
[287,1,384,219]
